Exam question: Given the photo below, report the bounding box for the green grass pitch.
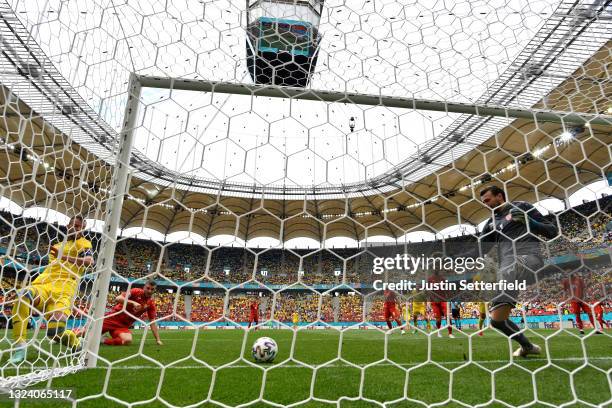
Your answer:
[1,328,611,407]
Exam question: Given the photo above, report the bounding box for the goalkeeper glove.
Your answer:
[508,208,527,225]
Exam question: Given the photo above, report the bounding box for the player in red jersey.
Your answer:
[428,272,453,338]
[595,301,610,328]
[248,298,259,329]
[593,302,609,329]
[383,290,405,334]
[100,280,163,346]
[562,272,603,334]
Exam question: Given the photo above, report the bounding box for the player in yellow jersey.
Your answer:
[472,273,488,336]
[410,291,430,334]
[477,302,487,336]
[10,215,94,364]
[412,302,430,333]
[292,311,299,330]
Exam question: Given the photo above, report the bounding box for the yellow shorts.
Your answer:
[29,282,74,317]
[412,302,426,315]
[479,302,487,315]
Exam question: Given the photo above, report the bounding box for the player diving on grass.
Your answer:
[478,185,558,357]
[10,215,94,364]
[77,279,163,346]
[383,289,405,334]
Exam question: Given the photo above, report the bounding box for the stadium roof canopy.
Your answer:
[0,0,611,243]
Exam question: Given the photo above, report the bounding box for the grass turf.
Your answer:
[0,328,610,407]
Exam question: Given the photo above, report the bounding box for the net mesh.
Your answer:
[0,0,611,406]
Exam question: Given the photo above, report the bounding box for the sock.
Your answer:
[61,329,81,349]
[395,319,402,328]
[436,318,442,329]
[596,315,604,330]
[575,314,584,330]
[12,293,32,345]
[448,325,452,334]
[586,312,595,329]
[491,319,532,349]
[47,321,80,349]
[386,320,393,330]
[478,317,485,331]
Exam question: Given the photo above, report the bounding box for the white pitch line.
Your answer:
[27,356,612,370]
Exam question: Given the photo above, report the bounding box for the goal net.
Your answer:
[0,0,611,406]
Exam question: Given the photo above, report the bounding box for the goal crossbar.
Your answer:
[137,75,611,126]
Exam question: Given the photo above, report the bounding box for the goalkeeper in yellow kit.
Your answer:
[10,215,94,364]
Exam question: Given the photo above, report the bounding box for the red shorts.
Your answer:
[383,302,399,320]
[431,302,447,318]
[570,300,592,316]
[102,318,132,338]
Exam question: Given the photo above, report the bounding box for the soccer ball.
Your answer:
[252,337,277,363]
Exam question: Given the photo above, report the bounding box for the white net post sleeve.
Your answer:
[84,74,141,368]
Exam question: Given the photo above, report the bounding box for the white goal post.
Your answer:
[83,74,143,369]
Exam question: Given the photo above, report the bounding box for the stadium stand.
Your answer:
[0,195,610,324]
